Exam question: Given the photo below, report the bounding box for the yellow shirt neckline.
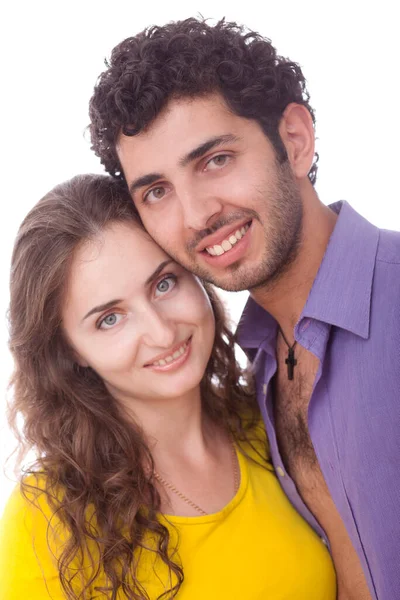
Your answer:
[160,446,249,525]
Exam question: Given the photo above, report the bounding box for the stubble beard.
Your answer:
[248,165,303,294]
[175,161,304,293]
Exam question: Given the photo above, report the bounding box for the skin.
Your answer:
[116,92,369,594]
[62,222,215,414]
[116,93,337,334]
[62,222,237,515]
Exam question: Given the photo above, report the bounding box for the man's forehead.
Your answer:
[117,94,239,152]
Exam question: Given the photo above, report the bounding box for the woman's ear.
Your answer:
[71,348,89,368]
[278,103,315,180]
[75,356,89,368]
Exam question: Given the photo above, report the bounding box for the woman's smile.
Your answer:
[62,222,215,405]
[144,336,192,371]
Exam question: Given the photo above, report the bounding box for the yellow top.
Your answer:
[0,431,336,599]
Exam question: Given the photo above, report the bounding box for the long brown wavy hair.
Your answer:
[8,174,260,599]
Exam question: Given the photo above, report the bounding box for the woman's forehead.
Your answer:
[65,223,172,313]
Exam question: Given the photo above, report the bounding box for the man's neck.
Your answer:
[251,198,337,338]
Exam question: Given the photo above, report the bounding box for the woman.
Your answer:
[0,174,336,599]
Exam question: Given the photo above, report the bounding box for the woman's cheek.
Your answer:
[94,334,136,372]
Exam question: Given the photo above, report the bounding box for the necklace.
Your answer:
[278,327,298,381]
[153,439,239,516]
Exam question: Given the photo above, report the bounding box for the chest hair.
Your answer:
[273,343,320,475]
[273,343,373,600]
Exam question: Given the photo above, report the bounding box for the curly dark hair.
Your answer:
[8,174,260,599]
[89,17,317,185]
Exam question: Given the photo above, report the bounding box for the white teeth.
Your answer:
[151,343,188,367]
[206,223,250,256]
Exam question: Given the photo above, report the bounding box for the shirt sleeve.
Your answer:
[0,482,66,599]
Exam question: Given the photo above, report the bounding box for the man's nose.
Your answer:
[180,189,223,231]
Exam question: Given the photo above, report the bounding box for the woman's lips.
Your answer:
[145,337,192,372]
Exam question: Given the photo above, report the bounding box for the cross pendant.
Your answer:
[285,347,297,380]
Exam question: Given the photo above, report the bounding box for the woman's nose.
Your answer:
[139,306,176,349]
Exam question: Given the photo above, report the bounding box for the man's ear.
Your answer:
[278,103,315,180]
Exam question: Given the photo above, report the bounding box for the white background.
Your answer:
[1,0,399,514]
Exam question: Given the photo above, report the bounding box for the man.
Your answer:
[89,18,400,600]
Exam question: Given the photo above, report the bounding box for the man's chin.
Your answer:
[179,255,263,291]
[195,268,262,292]
[212,279,250,292]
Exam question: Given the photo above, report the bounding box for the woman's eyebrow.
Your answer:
[145,259,175,285]
[81,259,175,322]
[83,299,122,321]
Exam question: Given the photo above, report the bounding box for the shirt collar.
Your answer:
[301,201,378,339]
[237,201,379,348]
[236,295,277,349]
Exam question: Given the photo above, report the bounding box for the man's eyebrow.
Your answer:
[129,173,164,198]
[179,134,241,167]
[127,135,240,198]
[83,299,122,322]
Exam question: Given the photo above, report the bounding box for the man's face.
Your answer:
[117,94,303,292]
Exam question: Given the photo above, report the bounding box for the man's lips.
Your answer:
[200,220,253,266]
[196,219,252,253]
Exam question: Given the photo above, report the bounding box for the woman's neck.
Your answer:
[121,387,219,469]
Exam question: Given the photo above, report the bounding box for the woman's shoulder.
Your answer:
[1,473,57,535]
[0,474,69,599]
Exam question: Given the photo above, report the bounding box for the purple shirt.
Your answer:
[237,201,400,600]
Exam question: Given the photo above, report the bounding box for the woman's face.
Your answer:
[62,222,215,405]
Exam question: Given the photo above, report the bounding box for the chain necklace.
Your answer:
[278,326,298,381]
[153,439,239,516]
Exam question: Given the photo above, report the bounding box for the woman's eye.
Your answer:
[205,154,230,170]
[98,312,123,330]
[144,186,166,204]
[155,275,177,297]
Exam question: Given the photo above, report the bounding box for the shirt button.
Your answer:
[276,466,285,477]
[262,383,267,395]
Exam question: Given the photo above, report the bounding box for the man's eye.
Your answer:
[144,186,166,203]
[98,313,123,330]
[155,275,177,297]
[205,154,230,170]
